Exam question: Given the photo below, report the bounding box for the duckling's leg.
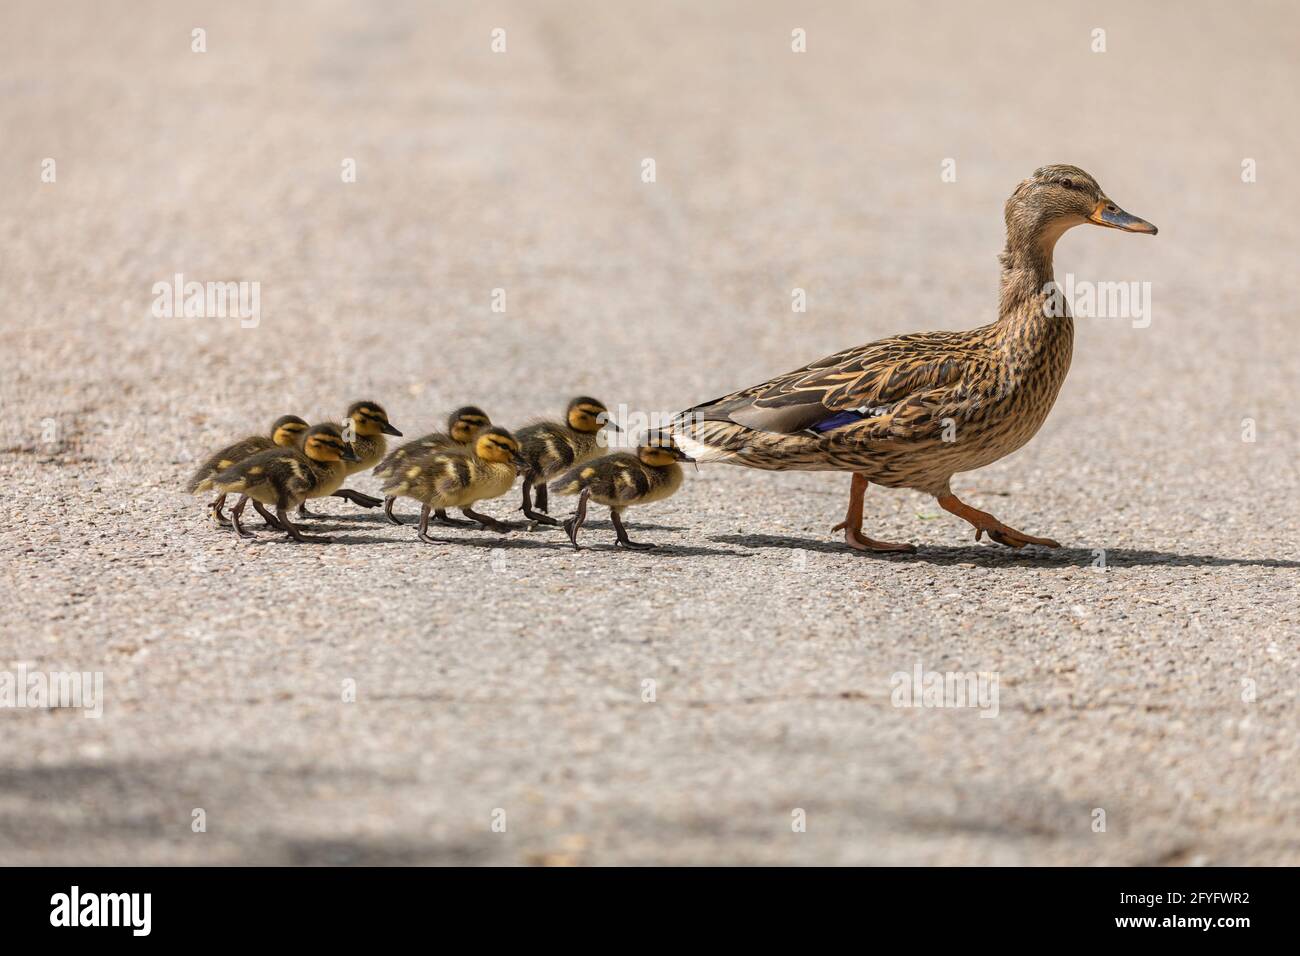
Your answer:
[434,508,477,527]
[937,493,1060,549]
[277,504,333,544]
[562,488,590,550]
[297,503,323,519]
[463,508,514,534]
[332,489,383,508]
[610,508,654,550]
[208,494,230,526]
[831,474,917,553]
[383,496,403,525]
[417,504,453,545]
[229,496,255,539]
[251,500,285,530]
[521,480,561,526]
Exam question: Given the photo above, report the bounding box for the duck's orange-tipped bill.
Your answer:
[1089,198,1158,235]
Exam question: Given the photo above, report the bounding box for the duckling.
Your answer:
[551,431,694,550]
[372,406,492,526]
[186,414,308,525]
[207,423,360,543]
[299,399,402,517]
[515,396,618,525]
[380,427,528,544]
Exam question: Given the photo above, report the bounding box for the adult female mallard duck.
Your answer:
[673,165,1157,553]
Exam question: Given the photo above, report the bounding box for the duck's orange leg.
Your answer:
[831,473,916,553]
[936,493,1060,549]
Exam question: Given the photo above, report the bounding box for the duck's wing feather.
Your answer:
[685,330,990,435]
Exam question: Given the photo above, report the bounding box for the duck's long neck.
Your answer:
[994,223,1074,355]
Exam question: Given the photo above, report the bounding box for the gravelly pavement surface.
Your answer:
[1,1,1297,865]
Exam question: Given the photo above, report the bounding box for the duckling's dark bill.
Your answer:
[1088,199,1157,234]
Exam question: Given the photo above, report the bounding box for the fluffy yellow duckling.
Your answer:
[379,427,528,544]
[186,414,308,524]
[516,396,618,525]
[372,405,492,526]
[551,431,694,550]
[300,399,402,517]
[207,423,360,543]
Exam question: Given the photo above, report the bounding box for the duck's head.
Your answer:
[474,427,528,468]
[270,415,309,447]
[566,396,618,434]
[346,400,403,438]
[637,430,695,467]
[303,424,361,463]
[1006,165,1157,251]
[447,406,491,445]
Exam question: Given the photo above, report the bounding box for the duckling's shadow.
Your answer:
[711,534,1300,570]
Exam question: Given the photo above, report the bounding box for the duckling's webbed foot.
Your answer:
[277,505,332,544]
[433,508,477,528]
[297,503,323,519]
[416,504,452,545]
[563,488,590,551]
[208,493,231,526]
[333,489,383,509]
[230,496,256,539]
[937,493,1060,550]
[383,496,403,525]
[611,509,654,550]
[520,480,560,525]
[463,508,514,534]
[251,500,285,530]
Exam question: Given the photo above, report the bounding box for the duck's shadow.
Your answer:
[710,533,1300,570]
[315,510,688,532]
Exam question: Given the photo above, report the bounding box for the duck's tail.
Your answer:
[670,414,834,471]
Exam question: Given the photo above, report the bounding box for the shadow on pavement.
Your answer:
[711,533,1300,569]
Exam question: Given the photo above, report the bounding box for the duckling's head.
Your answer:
[447,406,492,445]
[303,424,361,463]
[474,427,528,468]
[346,400,403,438]
[637,431,696,467]
[1005,165,1157,254]
[270,415,309,447]
[565,396,615,434]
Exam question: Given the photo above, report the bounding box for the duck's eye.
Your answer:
[1060,178,1073,189]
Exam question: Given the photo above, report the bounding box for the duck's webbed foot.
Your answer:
[833,474,916,554]
[230,496,256,539]
[937,493,1060,549]
[277,505,333,544]
[252,500,286,530]
[463,508,515,533]
[382,496,403,525]
[611,508,654,550]
[208,494,230,526]
[333,489,383,508]
[520,481,560,525]
[434,508,478,528]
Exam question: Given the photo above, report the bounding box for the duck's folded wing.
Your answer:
[685,334,984,436]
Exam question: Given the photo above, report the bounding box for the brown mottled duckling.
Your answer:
[207,423,360,543]
[551,431,694,550]
[186,414,308,525]
[299,399,402,517]
[379,427,527,544]
[372,405,492,526]
[516,396,618,525]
